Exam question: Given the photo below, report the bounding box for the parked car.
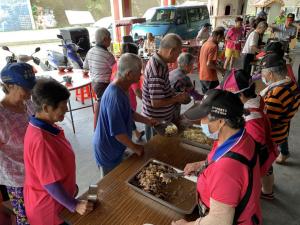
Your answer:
[88,16,113,43]
[132,4,210,42]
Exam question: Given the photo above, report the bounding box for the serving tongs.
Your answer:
[162,171,185,179]
[163,160,210,179]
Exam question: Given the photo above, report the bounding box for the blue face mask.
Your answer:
[200,122,219,140]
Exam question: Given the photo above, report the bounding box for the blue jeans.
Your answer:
[279,140,289,156]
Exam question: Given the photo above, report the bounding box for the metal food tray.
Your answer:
[153,121,178,137]
[180,138,212,150]
[180,126,212,150]
[127,159,197,215]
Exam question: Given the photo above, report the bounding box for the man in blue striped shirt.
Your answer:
[142,33,190,140]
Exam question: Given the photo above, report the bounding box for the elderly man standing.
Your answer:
[93,53,157,176]
[198,29,225,94]
[241,21,268,76]
[260,54,300,165]
[271,13,297,52]
[83,28,116,128]
[142,34,190,141]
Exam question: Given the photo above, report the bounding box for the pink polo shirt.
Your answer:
[226,27,244,51]
[24,117,76,225]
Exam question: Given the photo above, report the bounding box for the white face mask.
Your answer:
[200,122,219,140]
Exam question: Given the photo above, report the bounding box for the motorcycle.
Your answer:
[45,34,84,70]
[1,46,50,71]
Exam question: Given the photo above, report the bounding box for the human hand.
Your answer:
[75,200,94,215]
[132,144,144,157]
[184,161,205,176]
[175,92,190,104]
[171,219,189,225]
[147,117,159,127]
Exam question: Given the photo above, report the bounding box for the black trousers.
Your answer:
[241,53,255,77]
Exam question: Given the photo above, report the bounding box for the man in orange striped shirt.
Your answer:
[260,54,300,164]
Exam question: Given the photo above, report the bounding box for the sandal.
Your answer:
[137,131,145,142]
[261,191,274,200]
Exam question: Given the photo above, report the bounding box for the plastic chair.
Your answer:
[75,86,97,104]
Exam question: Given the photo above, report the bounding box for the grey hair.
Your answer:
[117,53,142,78]
[95,28,110,45]
[160,33,182,49]
[263,65,287,78]
[257,21,268,30]
[177,52,195,69]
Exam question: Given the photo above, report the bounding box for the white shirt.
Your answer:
[242,30,259,54]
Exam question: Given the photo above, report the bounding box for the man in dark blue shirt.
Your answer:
[93,53,158,176]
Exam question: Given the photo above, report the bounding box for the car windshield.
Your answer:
[144,8,176,24]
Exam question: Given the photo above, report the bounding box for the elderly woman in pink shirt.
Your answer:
[0,63,36,225]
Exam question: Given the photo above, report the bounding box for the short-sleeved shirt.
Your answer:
[274,16,286,25]
[244,96,278,176]
[197,132,262,225]
[83,45,116,83]
[0,101,34,187]
[242,30,260,54]
[93,84,133,168]
[275,24,297,41]
[169,68,193,92]
[198,40,218,81]
[142,53,176,121]
[24,116,76,225]
[262,80,300,144]
[226,27,244,50]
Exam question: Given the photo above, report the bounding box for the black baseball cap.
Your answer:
[264,41,284,58]
[287,13,295,20]
[203,23,212,27]
[261,53,286,69]
[184,89,244,121]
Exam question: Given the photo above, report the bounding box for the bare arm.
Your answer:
[172,199,235,225]
[133,111,151,125]
[115,134,143,156]
[199,198,235,225]
[250,45,260,53]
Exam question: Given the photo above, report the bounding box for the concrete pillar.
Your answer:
[110,0,132,43]
[161,0,176,6]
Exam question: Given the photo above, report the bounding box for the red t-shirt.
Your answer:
[244,98,278,176]
[197,132,262,225]
[24,119,76,225]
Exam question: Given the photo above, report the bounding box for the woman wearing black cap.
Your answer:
[220,69,278,200]
[172,89,261,225]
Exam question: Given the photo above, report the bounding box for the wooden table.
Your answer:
[36,69,94,133]
[61,135,207,225]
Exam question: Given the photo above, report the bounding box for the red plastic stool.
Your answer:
[75,85,97,104]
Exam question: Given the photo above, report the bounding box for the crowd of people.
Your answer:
[0,9,300,225]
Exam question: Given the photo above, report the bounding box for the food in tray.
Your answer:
[182,126,213,146]
[136,162,177,199]
[165,124,178,135]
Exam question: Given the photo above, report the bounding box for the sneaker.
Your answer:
[276,153,290,164]
[261,191,275,200]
